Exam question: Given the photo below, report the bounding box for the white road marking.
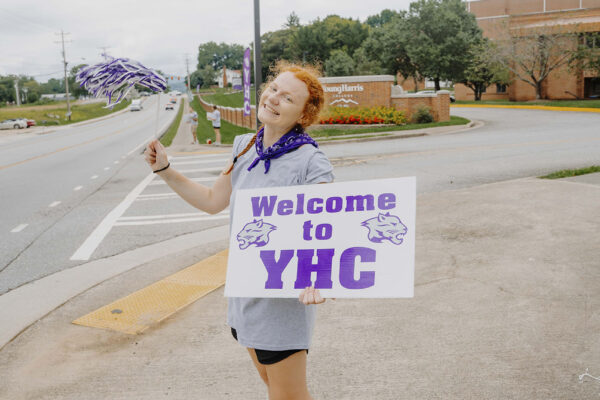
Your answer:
[91,175,98,179]
[104,167,110,171]
[114,214,229,226]
[148,176,216,186]
[137,192,176,198]
[127,135,154,156]
[70,173,155,261]
[178,166,222,173]
[114,161,119,164]
[11,224,28,233]
[74,186,83,191]
[171,158,229,166]
[119,211,228,221]
[49,201,61,207]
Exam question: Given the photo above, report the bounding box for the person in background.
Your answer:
[187,106,198,144]
[208,105,221,144]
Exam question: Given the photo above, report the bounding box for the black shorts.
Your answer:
[231,327,308,365]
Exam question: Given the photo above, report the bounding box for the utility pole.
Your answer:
[14,80,21,106]
[55,30,72,120]
[253,0,262,129]
[184,53,192,95]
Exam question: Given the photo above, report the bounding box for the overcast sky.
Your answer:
[0,0,416,82]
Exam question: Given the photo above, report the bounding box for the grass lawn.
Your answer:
[454,99,600,108]
[160,101,184,147]
[539,166,600,179]
[201,89,256,108]
[0,99,131,126]
[309,116,470,139]
[190,96,253,144]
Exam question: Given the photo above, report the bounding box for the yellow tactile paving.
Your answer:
[451,104,600,113]
[72,249,228,335]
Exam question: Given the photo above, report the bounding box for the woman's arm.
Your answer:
[144,139,232,214]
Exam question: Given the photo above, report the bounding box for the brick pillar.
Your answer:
[436,91,450,122]
[250,106,257,130]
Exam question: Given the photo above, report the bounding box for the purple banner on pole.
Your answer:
[243,48,251,116]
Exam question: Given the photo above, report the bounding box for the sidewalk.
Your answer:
[1,171,599,399]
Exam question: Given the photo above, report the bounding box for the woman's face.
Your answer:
[258,71,309,130]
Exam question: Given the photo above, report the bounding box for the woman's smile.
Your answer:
[264,103,280,116]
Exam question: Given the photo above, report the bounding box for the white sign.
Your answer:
[225,177,416,298]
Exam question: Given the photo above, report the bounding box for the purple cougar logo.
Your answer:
[236,219,277,250]
[361,212,408,245]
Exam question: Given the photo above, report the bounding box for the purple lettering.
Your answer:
[345,195,374,212]
[302,220,313,241]
[315,223,332,240]
[296,193,305,214]
[307,198,323,214]
[294,249,334,289]
[325,196,343,213]
[378,193,396,210]
[339,247,376,289]
[277,199,293,215]
[251,195,277,217]
[261,250,294,289]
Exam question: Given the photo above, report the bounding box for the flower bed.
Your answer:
[319,106,407,125]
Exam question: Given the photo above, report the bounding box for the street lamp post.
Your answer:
[253,0,262,130]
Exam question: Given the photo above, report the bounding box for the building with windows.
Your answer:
[454,0,600,101]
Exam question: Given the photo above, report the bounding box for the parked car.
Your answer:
[26,119,36,128]
[165,103,174,110]
[0,119,27,130]
[140,92,150,97]
[169,97,177,104]
[416,90,456,103]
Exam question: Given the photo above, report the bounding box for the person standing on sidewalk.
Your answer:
[187,106,198,144]
[144,61,332,400]
[208,105,221,144]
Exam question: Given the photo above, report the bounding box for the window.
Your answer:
[496,84,507,93]
[582,32,600,49]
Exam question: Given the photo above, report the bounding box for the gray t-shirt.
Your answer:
[228,132,334,351]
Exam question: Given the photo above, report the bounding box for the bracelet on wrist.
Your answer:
[153,162,170,173]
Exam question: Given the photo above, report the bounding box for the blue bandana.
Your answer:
[247,126,318,173]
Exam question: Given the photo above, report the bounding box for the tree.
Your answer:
[459,40,510,100]
[325,49,355,76]
[69,64,89,98]
[199,65,216,88]
[365,9,400,28]
[404,0,482,90]
[290,15,369,63]
[494,26,582,99]
[197,42,244,71]
[284,12,300,28]
[261,28,295,79]
[189,70,204,90]
[353,47,386,75]
[358,12,421,86]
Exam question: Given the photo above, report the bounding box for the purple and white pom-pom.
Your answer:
[76,57,167,107]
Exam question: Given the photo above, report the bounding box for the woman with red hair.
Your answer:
[145,61,333,399]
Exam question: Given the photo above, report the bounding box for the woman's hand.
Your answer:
[299,287,326,305]
[144,139,169,172]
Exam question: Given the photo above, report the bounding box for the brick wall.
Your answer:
[319,76,395,108]
[391,92,451,122]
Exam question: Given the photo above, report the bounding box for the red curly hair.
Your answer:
[224,61,324,175]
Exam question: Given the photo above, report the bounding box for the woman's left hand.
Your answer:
[299,287,326,305]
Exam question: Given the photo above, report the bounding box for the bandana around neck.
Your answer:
[247,125,318,174]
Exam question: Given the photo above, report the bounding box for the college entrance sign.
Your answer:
[225,178,416,298]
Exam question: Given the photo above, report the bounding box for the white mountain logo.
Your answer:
[330,98,358,105]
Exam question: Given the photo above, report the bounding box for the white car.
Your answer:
[0,119,27,130]
[130,99,143,111]
[416,90,456,102]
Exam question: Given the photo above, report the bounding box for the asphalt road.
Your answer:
[0,94,178,295]
[1,106,598,298]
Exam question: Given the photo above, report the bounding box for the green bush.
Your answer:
[412,106,434,124]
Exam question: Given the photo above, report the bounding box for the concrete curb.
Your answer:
[0,224,229,351]
[452,103,600,113]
